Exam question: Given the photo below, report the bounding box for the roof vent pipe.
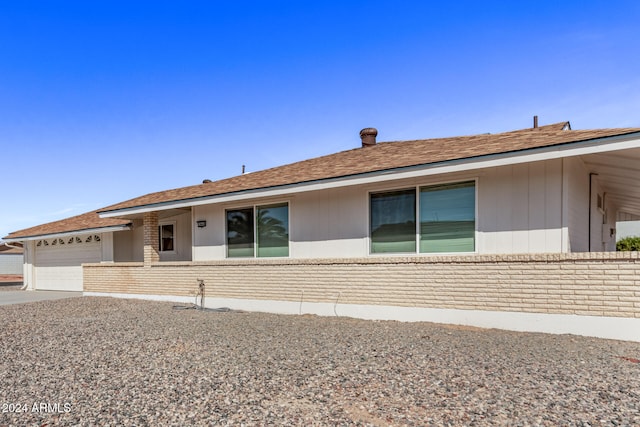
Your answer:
[360,128,378,147]
[533,115,539,128]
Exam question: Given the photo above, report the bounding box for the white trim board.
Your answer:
[84,292,640,343]
[3,225,131,243]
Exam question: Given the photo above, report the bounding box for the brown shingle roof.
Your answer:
[3,210,130,240]
[100,122,640,213]
[5,122,640,240]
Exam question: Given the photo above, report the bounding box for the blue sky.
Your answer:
[2,1,640,239]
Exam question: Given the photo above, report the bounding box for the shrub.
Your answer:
[616,236,640,251]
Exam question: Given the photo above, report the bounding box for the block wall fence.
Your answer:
[84,252,640,319]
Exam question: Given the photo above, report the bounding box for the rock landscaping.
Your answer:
[1,297,639,426]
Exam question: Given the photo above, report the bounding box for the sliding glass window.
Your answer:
[369,181,476,254]
[257,203,289,257]
[227,203,289,258]
[370,189,416,253]
[420,181,475,253]
[227,208,255,257]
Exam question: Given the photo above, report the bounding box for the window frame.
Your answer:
[368,179,478,255]
[158,221,177,253]
[369,187,417,254]
[226,207,255,258]
[225,201,290,258]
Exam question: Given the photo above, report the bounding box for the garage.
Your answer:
[34,235,102,291]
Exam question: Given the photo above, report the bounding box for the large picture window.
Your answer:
[419,181,475,253]
[370,181,475,254]
[370,189,416,253]
[256,203,289,257]
[227,203,289,258]
[226,208,254,257]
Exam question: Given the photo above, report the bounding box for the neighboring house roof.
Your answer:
[99,122,640,214]
[3,210,131,241]
[0,243,23,254]
[4,121,640,241]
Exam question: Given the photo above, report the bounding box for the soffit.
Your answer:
[581,147,640,217]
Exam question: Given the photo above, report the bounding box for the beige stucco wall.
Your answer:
[113,211,193,263]
[191,160,585,260]
[84,252,640,319]
[565,156,590,252]
[477,160,563,253]
[114,220,143,262]
[158,211,192,262]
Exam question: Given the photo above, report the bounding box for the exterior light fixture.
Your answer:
[196,220,207,228]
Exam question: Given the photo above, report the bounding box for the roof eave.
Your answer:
[99,131,640,218]
[3,224,132,243]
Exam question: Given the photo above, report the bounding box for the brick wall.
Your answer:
[83,252,640,318]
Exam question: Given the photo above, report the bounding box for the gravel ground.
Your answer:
[1,297,639,426]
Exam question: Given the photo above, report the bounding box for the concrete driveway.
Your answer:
[0,290,82,306]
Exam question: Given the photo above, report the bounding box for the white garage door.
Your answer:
[34,235,102,291]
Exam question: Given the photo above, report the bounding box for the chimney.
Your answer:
[360,128,378,147]
[533,115,539,128]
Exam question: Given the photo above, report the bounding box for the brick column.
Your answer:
[143,211,160,264]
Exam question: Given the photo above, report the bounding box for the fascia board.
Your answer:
[3,225,131,242]
[99,132,640,218]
